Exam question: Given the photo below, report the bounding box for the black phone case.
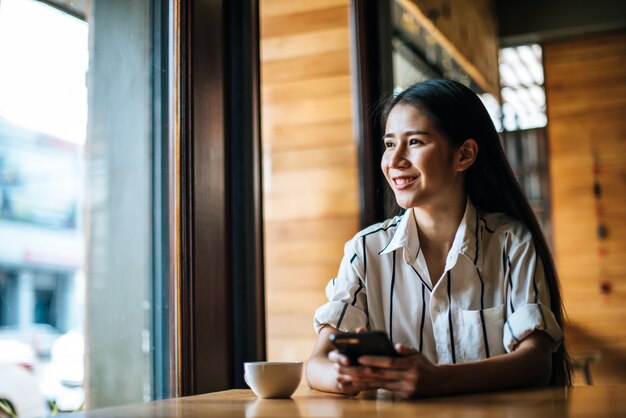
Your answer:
[329,331,398,365]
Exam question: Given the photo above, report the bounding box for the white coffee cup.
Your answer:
[243,361,303,399]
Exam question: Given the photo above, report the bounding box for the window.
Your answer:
[497,44,552,240]
[0,0,170,413]
[499,44,547,132]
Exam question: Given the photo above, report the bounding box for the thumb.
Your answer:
[355,326,366,334]
[395,343,418,356]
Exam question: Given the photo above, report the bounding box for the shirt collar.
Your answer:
[378,199,483,270]
[447,199,483,271]
[378,209,419,264]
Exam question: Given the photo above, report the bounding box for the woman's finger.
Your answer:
[336,375,386,390]
[380,380,414,399]
[395,343,418,356]
[358,354,416,369]
[338,380,377,396]
[362,368,411,382]
[328,350,349,366]
[336,365,375,377]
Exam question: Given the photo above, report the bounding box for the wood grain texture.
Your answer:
[261,50,351,85]
[260,0,359,364]
[261,6,348,38]
[62,385,626,418]
[262,28,350,62]
[397,0,500,96]
[263,120,354,152]
[545,31,626,384]
[261,0,347,18]
[262,75,352,104]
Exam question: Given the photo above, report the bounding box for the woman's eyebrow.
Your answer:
[403,130,430,136]
[382,130,429,139]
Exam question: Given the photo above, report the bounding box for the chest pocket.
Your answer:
[460,304,505,362]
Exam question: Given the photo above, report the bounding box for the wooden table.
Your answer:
[62,384,626,417]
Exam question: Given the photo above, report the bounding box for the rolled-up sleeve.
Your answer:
[313,240,369,334]
[502,234,564,352]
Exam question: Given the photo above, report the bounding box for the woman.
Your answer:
[306,79,571,399]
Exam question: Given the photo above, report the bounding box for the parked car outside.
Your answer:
[42,329,84,411]
[0,340,48,418]
[0,324,62,359]
[0,325,85,414]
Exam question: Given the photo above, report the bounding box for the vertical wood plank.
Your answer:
[545,31,626,384]
[260,0,359,364]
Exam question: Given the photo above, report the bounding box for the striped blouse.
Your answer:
[313,199,564,364]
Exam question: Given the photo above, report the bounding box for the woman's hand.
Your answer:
[327,349,377,396]
[346,344,441,399]
[317,330,554,399]
[326,326,380,396]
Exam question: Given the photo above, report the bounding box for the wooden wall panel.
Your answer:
[399,0,500,96]
[261,0,347,18]
[545,31,626,384]
[260,0,359,364]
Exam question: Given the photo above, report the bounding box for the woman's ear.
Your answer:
[455,138,478,172]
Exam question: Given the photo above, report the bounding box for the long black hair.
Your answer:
[382,79,571,386]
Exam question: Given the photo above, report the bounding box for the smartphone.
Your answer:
[329,331,398,365]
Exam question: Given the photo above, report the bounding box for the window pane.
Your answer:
[85,0,154,409]
[0,0,165,414]
[499,45,547,132]
[0,0,87,415]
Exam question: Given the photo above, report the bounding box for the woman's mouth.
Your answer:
[392,176,417,190]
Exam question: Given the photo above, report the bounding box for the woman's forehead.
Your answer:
[386,103,434,130]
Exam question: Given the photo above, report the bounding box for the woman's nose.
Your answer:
[389,145,408,168]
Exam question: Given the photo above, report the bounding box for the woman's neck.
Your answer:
[412,194,467,253]
[412,194,467,284]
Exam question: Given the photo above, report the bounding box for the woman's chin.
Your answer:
[394,198,416,210]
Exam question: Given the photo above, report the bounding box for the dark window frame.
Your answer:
[152,0,171,400]
[174,0,265,395]
[350,0,395,226]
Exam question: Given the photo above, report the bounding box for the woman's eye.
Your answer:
[409,138,423,145]
[384,141,395,148]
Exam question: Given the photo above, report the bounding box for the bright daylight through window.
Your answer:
[0,0,87,416]
[0,0,157,416]
[499,44,547,132]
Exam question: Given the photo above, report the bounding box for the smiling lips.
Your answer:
[392,176,417,190]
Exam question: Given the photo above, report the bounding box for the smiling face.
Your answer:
[381,103,469,210]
